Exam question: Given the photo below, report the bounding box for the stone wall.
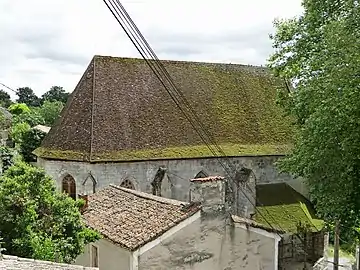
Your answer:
[38,155,306,202]
[278,231,328,270]
[138,215,278,270]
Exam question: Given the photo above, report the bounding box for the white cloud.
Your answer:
[0,0,303,98]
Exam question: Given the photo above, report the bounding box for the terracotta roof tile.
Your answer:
[190,176,225,182]
[36,55,294,162]
[82,185,201,251]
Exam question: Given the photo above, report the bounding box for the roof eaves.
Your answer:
[232,215,286,234]
[109,184,189,207]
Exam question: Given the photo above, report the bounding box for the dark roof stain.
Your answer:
[36,55,294,162]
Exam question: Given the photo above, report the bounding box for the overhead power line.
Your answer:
[0,82,17,93]
[102,0,320,255]
[103,0,284,234]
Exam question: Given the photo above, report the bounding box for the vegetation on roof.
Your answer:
[35,143,292,162]
[38,56,295,162]
[254,183,324,233]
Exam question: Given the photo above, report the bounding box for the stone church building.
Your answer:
[34,55,303,217]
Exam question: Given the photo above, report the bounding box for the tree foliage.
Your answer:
[268,0,360,233]
[41,86,69,104]
[16,87,41,107]
[33,100,64,126]
[0,89,12,108]
[8,103,31,116]
[0,146,15,173]
[19,128,47,163]
[0,162,100,262]
[10,122,31,145]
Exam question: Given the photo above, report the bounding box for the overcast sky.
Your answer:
[0,0,303,97]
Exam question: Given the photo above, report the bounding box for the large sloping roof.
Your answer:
[82,184,201,251]
[35,55,294,162]
[255,183,324,233]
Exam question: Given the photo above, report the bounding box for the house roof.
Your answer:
[35,55,294,162]
[82,184,201,251]
[0,255,97,270]
[254,183,324,233]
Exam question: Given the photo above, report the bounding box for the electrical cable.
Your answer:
[102,1,322,256]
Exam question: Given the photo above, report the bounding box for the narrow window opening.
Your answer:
[62,174,76,200]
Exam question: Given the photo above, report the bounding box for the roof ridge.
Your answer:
[109,184,187,206]
[93,55,269,70]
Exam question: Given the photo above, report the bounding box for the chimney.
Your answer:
[78,194,89,213]
[189,176,226,214]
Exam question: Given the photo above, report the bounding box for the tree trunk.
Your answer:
[333,220,340,270]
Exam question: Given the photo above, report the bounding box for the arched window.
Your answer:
[194,170,208,179]
[62,174,76,200]
[82,172,97,194]
[120,179,135,190]
[235,168,255,184]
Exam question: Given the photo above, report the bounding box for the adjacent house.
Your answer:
[34,55,305,208]
[75,176,326,270]
[0,254,98,270]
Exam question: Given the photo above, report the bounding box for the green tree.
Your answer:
[33,100,64,126]
[19,128,47,163]
[41,86,70,104]
[9,103,44,127]
[0,89,12,108]
[0,146,15,173]
[10,122,31,145]
[8,103,31,116]
[268,0,360,251]
[0,162,100,262]
[16,87,41,107]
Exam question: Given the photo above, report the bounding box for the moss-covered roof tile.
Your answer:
[255,183,324,233]
[38,55,294,162]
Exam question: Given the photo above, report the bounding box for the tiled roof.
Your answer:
[82,184,201,251]
[36,55,294,162]
[190,176,225,182]
[0,255,97,270]
[255,183,324,233]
